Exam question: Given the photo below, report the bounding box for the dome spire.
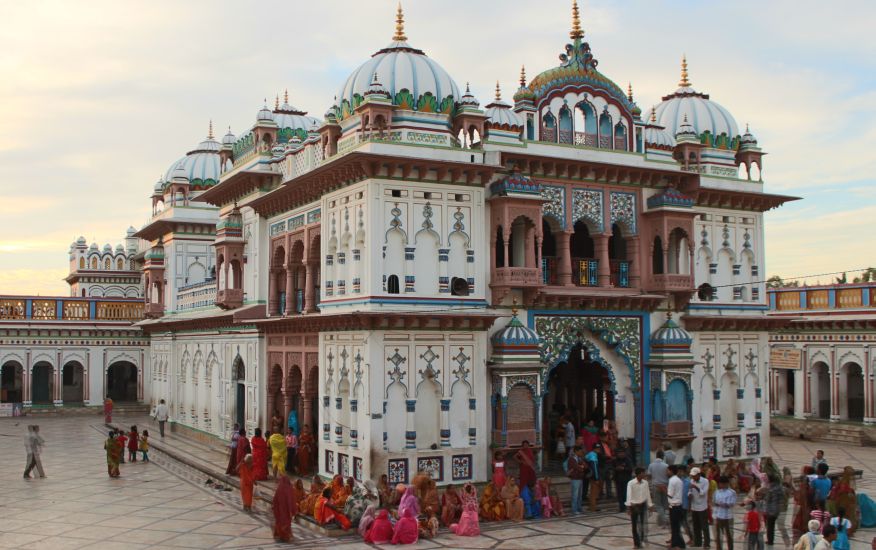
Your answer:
[570,0,584,40]
[284,89,289,104]
[393,2,407,42]
[208,119,214,139]
[495,81,502,101]
[679,54,691,87]
[274,94,280,110]
[519,65,526,88]
[627,82,634,102]
[650,106,657,123]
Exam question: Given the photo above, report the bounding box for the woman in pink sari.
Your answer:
[364,509,394,544]
[450,482,480,537]
[392,507,419,545]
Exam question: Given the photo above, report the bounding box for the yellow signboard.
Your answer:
[770,348,802,370]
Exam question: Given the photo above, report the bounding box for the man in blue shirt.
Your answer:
[812,462,832,503]
[713,476,737,550]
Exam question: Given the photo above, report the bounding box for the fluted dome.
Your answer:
[272,96,322,142]
[333,6,461,120]
[77,236,87,245]
[102,244,112,253]
[491,308,541,364]
[162,131,222,189]
[485,84,524,129]
[740,124,757,145]
[644,125,676,149]
[222,128,236,145]
[652,57,739,147]
[649,315,694,366]
[257,103,274,122]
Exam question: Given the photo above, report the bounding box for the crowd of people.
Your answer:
[635,448,876,550]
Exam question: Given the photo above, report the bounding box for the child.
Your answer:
[127,426,139,463]
[745,500,764,550]
[829,507,852,550]
[810,500,831,533]
[139,429,150,462]
[418,507,439,539]
[116,429,128,464]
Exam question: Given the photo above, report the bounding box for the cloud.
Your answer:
[1,0,875,296]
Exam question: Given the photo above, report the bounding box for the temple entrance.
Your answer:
[31,362,54,405]
[841,363,864,422]
[233,355,246,428]
[106,362,138,402]
[785,369,795,415]
[62,362,85,404]
[1,361,23,403]
[811,362,830,420]
[544,344,614,455]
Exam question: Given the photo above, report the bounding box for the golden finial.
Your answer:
[627,82,634,102]
[393,2,407,42]
[519,65,527,88]
[275,95,280,110]
[650,106,657,123]
[511,296,519,317]
[570,0,584,40]
[495,81,502,101]
[284,89,289,104]
[679,54,690,87]
[208,119,214,139]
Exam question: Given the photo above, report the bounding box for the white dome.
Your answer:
[334,8,461,120]
[651,57,739,143]
[102,244,112,253]
[644,125,676,148]
[222,129,236,145]
[485,100,524,128]
[272,111,322,137]
[115,244,124,253]
[163,137,222,187]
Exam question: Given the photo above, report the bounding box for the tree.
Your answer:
[836,272,848,284]
[766,275,800,289]
[853,267,876,283]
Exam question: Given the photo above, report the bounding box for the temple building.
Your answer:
[768,282,876,445]
[1,3,804,481]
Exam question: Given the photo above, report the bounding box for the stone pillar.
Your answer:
[404,248,415,292]
[350,399,358,448]
[829,346,840,422]
[302,393,314,433]
[304,262,317,313]
[556,230,573,286]
[502,236,509,268]
[628,235,641,287]
[865,348,875,424]
[524,227,536,268]
[405,400,416,449]
[268,269,278,316]
[285,267,295,316]
[283,389,294,430]
[438,249,449,293]
[440,399,450,447]
[803,349,812,416]
[594,233,611,286]
[500,395,509,447]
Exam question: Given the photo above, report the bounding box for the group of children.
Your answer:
[112,426,150,463]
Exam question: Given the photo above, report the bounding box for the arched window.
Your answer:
[542,112,556,143]
[599,111,612,148]
[79,257,85,269]
[558,106,573,144]
[91,258,98,269]
[614,122,628,151]
[117,258,124,270]
[387,275,400,294]
[104,258,111,270]
[652,236,664,275]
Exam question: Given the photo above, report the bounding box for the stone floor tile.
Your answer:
[191,522,262,537]
[150,518,211,533]
[483,526,539,540]
[121,528,183,545]
[432,533,499,547]
[59,525,131,541]
[495,534,584,549]
[160,532,235,548]
[0,532,47,548]
[10,522,81,537]
[95,515,162,529]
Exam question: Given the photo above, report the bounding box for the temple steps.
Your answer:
[814,424,866,446]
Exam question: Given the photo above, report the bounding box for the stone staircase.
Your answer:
[814,424,867,446]
[26,402,151,417]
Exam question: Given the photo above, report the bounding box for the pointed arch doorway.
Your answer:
[544,344,615,455]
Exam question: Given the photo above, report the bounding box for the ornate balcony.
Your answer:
[646,273,694,293]
[491,267,542,288]
[216,288,244,310]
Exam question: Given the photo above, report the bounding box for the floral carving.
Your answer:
[609,192,636,234]
[540,185,565,228]
[572,189,603,231]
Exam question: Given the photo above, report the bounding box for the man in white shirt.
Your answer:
[626,467,654,549]
[153,399,169,437]
[666,464,686,549]
[688,467,710,548]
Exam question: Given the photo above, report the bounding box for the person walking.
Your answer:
[23,425,46,479]
[614,444,634,513]
[713,475,737,550]
[648,450,670,526]
[744,501,764,550]
[566,445,587,515]
[689,467,710,549]
[153,399,169,438]
[104,396,113,424]
[763,473,784,546]
[127,425,139,463]
[667,464,687,549]
[139,429,150,462]
[625,467,653,549]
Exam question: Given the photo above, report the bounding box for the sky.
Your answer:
[1,0,874,296]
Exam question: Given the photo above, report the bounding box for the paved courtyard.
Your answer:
[1,416,874,549]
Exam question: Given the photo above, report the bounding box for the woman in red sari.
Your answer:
[103,397,113,424]
[237,454,255,512]
[391,506,419,544]
[272,475,298,542]
[250,428,268,481]
[515,440,537,489]
[297,425,315,475]
[234,428,250,475]
[364,509,394,543]
[441,484,462,526]
[315,487,352,529]
[792,467,814,538]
